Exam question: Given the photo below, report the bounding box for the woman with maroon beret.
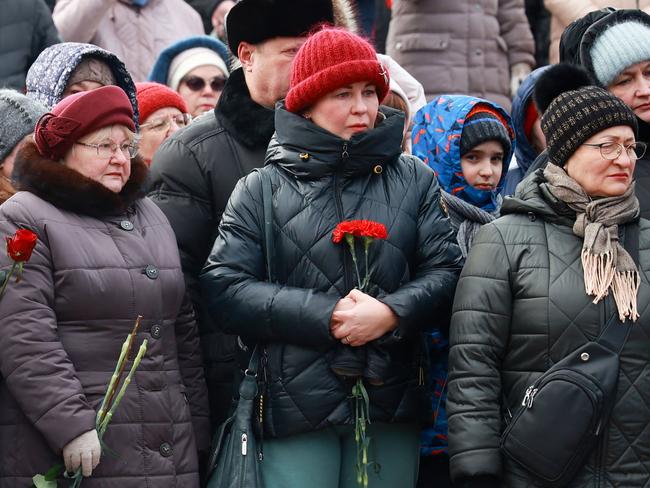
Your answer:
[0,85,209,487]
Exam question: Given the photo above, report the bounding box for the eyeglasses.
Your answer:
[140,113,192,132]
[582,141,648,160]
[181,75,226,92]
[76,141,138,159]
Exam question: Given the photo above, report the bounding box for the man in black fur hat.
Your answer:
[148,0,357,432]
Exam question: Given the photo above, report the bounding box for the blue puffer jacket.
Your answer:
[502,66,549,196]
[411,95,513,458]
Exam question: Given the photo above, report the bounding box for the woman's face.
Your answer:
[460,140,505,191]
[1,135,31,179]
[608,60,650,123]
[308,81,379,141]
[177,65,226,117]
[564,125,636,198]
[139,107,185,165]
[64,125,133,193]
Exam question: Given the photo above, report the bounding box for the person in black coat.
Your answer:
[0,0,60,91]
[147,0,356,429]
[200,27,462,488]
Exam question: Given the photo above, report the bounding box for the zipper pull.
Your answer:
[342,143,349,159]
[526,388,538,409]
[241,433,248,456]
[521,386,532,407]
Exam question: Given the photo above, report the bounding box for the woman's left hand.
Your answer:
[330,289,398,347]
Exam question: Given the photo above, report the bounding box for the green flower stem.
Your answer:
[345,234,363,289]
[0,262,17,298]
[361,237,374,291]
[352,378,370,487]
[99,340,148,437]
[96,335,131,430]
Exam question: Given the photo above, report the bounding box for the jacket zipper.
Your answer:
[334,143,353,291]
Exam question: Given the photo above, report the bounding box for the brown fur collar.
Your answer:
[13,141,149,217]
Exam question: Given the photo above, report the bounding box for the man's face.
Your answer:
[241,37,305,108]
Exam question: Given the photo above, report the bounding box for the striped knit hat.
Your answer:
[285,27,389,113]
[535,64,637,166]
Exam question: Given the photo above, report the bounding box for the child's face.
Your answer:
[460,140,505,192]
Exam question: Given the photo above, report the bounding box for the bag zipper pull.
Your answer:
[241,433,248,456]
[521,386,533,407]
[526,388,538,408]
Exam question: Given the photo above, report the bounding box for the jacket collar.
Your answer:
[13,141,148,218]
[265,103,404,180]
[214,68,276,149]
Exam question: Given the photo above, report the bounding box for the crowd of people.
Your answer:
[2,0,650,487]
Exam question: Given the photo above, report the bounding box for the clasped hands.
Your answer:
[329,289,398,347]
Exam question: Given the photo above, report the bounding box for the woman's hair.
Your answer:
[382,92,408,115]
[79,125,139,145]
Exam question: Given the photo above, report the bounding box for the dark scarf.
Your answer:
[13,141,149,218]
[215,68,276,149]
[441,190,500,258]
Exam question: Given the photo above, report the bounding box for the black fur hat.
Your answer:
[225,0,335,55]
[534,63,637,166]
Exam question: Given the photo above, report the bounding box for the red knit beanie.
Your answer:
[35,85,135,160]
[285,27,390,114]
[136,82,188,123]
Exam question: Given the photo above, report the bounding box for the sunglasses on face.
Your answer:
[181,75,227,92]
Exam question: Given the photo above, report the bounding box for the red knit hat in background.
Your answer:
[34,85,135,161]
[136,82,189,123]
[285,27,390,114]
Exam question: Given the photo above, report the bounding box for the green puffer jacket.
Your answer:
[448,169,650,487]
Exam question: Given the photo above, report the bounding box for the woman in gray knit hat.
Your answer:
[0,90,46,205]
[447,63,650,488]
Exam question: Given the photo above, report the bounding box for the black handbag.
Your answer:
[500,223,638,487]
[205,169,274,488]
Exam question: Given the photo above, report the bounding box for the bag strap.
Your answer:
[253,168,275,283]
[596,221,638,353]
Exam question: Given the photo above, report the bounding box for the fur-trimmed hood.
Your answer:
[12,141,148,218]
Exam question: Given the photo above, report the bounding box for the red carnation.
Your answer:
[332,220,388,243]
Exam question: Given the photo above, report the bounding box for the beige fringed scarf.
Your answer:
[543,164,640,322]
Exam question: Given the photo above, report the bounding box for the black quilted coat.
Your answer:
[200,105,463,438]
[448,170,650,487]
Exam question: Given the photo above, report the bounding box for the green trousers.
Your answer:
[261,423,419,488]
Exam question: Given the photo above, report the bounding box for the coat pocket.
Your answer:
[392,33,450,53]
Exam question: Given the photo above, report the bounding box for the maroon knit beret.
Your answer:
[136,82,188,123]
[34,85,135,161]
[285,28,390,114]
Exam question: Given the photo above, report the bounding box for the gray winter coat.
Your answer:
[385,0,535,110]
[0,143,209,487]
[447,170,650,487]
[0,0,59,91]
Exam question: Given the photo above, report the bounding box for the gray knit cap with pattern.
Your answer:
[541,85,638,166]
[0,90,47,162]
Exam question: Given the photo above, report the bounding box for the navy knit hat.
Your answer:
[460,105,512,157]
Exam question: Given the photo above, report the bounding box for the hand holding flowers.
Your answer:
[330,289,397,347]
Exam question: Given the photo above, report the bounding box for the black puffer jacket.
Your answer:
[200,105,463,438]
[0,0,59,90]
[448,170,650,487]
[148,68,275,426]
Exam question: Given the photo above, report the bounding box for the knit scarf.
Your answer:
[442,190,500,258]
[542,164,640,321]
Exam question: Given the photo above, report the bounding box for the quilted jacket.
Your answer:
[52,0,203,81]
[200,105,463,438]
[385,0,535,110]
[0,143,209,487]
[447,169,650,487]
[0,0,59,91]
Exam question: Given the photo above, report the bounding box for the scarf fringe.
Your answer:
[581,249,640,322]
[612,270,640,322]
[581,249,615,301]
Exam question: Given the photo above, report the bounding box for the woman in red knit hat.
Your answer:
[201,27,462,488]
[0,85,209,487]
[136,82,191,166]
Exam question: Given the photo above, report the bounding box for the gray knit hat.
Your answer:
[0,90,47,162]
[590,19,650,86]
